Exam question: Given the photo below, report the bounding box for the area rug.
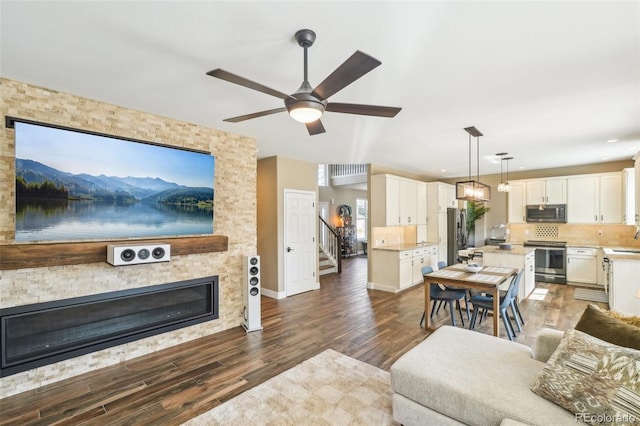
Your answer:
[573,288,609,303]
[182,349,395,426]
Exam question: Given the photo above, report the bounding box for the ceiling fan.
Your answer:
[206,29,402,135]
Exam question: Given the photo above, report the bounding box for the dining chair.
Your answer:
[419,266,469,328]
[435,260,471,321]
[468,270,524,341]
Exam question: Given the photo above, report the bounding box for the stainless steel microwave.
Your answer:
[526,204,567,223]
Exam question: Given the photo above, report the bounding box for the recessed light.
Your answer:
[606,139,618,143]
[517,166,525,170]
[602,157,610,161]
[440,169,447,173]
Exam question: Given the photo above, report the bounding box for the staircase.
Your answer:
[318,215,341,275]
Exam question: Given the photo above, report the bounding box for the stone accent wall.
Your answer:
[0,78,257,397]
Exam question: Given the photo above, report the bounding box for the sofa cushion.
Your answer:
[390,326,575,426]
[531,329,640,423]
[575,304,640,350]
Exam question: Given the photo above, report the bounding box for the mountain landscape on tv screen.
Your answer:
[16,158,213,204]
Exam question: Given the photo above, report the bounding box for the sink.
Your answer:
[612,249,640,254]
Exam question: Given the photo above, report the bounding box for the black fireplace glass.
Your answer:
[1,276,218,377]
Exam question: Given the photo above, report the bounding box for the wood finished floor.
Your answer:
[0,256,606,425]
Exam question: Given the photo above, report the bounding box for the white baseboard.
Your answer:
[261,288,286,299]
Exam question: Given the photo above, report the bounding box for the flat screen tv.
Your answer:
[8,117,215,242]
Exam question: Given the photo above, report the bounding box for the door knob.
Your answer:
[287,247,294,252]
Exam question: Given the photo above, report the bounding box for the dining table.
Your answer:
[423,264,518,337]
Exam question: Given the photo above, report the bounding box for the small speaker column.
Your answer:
[242,255,263,332]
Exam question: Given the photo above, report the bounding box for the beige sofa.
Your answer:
[390,326,575,426]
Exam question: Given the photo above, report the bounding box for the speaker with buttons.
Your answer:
[107,243,171,266]
[242,255,262,332]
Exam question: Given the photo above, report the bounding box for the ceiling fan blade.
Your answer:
[207,69,294,100]
[305,120,326,135]
[311,51,381,100]
[326,102,401,117]
[223,107,287,123]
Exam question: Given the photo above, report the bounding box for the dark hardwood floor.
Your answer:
[0,256,605,425]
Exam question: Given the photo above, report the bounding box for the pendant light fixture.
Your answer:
[496,153,512,193]
[456,126,491,202]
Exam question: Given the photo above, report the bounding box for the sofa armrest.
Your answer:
[533,328,564,362]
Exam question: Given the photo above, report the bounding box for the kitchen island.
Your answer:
[602,248,640,315]
[369,242,440,292]
[473,245,536,300]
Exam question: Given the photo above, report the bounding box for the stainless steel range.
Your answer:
[523,240,567,284]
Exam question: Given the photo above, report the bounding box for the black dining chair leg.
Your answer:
[500,308,515,341]
[419,311,425,326]
[448,301,457,327]
[469,307,479,330]
[514,300,525,325]
[509,301,523,333]
[456,301,465,327]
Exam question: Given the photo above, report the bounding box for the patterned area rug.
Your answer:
[573,288,609,303]
[183,349,396,426]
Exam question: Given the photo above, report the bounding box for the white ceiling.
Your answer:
[1,1,639,179]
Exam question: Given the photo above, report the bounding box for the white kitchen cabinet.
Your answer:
[371,174,400,226]
[428,182,456,214]
[623,168,636,225]
[428,244,439,267]
[399,253,413,289]
[599,173,623,224]
[371,174,426,227]
[437,213,447,258]
[634,152,640,226]
[400,179,418,225]
[566,247,597,285]
[609,259,640,315]
[416,182,428,225]
[567,173,621,224]
[507,181,526,223]
[416,225,428,244]
[526,178,566,205]
[411,247,430,284]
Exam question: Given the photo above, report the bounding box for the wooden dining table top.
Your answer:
[425,264,518,289]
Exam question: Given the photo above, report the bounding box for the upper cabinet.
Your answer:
[507,181,527,223]
[567,173,622,224]
[371,174,427,227]
[623,168,636,225]
[428,182,456,214]
[635,154,640,226]
[526,178,566,205]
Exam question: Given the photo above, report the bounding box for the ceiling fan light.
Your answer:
[288,101,324,123]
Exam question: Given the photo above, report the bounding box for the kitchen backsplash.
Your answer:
[507,223,640,248]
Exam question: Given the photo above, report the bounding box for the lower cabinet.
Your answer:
[566,247,597,285]
[369,245,438,292]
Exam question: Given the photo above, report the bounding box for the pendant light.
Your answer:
[456,126,491,202]
[496,153,512,193]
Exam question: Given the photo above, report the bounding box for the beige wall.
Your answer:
[257,156,318,297]
[0,78,256,397]
[257,157,278,293]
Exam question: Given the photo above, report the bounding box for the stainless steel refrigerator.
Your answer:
[447,208,468,265]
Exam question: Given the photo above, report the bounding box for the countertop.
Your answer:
[602,247,640,261]
[473,245,535,256]
[372,242,439,252]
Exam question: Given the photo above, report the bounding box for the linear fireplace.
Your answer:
[1,276,219,377]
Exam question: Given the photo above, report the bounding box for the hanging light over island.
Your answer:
[456,126,491,202]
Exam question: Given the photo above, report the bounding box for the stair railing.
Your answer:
[318,215,342,273]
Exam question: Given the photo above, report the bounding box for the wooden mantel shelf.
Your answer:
[0,235,228,270]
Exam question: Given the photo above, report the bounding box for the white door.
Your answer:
[284,189,318,296]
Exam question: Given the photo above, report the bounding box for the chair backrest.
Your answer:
[437,261,447,270]
[502,270,524,308]
[509,270,524,302]
[422,265,434,276]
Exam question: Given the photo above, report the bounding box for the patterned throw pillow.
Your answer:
[531,329,640,425]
